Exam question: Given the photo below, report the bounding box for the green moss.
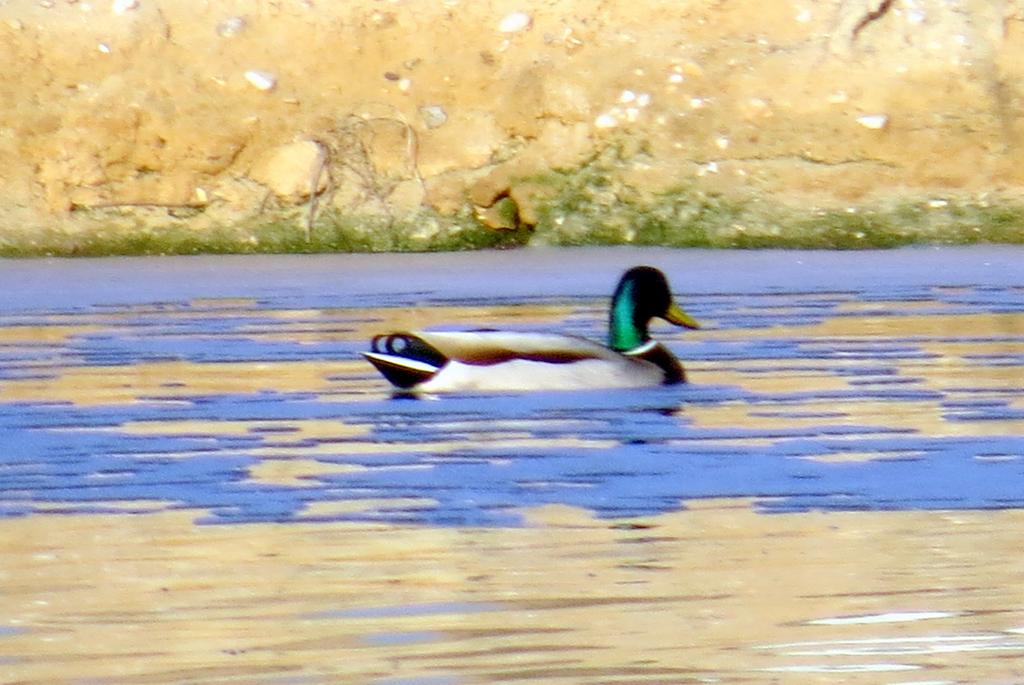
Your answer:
[489,196,521,231]
[0,206,532,258]
[786,210,914,249]
[525,152,1024,249]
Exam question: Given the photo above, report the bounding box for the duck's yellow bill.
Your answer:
[665,303,701,329]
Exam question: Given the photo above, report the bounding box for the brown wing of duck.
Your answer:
[414,331,615,366]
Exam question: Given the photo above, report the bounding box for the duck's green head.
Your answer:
[608,266,700,352]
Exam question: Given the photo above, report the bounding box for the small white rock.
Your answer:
[97,42,111,53]
[397,78,412,92]
[667,73,684,84]
[216,16,246,38]
[856,113,888,130]
[244,70,277,91]
[618,89,636,104]
[827,90,848,104]
[715,135,730,150]
[697,161,719,177]
[594,112,618,129]
[635,92,651,107]
[795,8,812,23]
[689,97,707,109]
[112,0,138,15]
[419,105,447,128]
[498,12,531,33]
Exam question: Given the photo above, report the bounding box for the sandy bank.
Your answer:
[3,0,1024,254]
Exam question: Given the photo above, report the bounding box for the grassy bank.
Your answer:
[4,159,1024,257]
[530,180,1024,250]
[523,147,1024,249]
[0,208,533,258]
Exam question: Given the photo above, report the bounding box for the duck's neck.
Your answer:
[608,281,648,351]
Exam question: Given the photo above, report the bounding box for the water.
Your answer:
[1,246,1023,683]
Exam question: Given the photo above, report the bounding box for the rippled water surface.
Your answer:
[2,247,1023,683]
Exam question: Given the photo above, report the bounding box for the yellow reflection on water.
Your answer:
[3,504,1024,683]
[703,363,855,393]
[707,311,1023,341]
[0,325,103,344]
[685,310,1024,439]
[771,312,1023,338]
[247,458,367,487]
[0,360,368,405]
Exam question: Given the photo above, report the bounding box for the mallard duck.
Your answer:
[363,265,700,392]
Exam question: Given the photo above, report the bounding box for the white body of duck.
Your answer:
[364,266,700,393]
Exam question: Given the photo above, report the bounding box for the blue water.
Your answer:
[2,247,1022,526]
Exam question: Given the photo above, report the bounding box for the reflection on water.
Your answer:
[5,506,1024,683]
[1,248,1023,683]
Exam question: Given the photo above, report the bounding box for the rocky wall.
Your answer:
[2,0,1024,254]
